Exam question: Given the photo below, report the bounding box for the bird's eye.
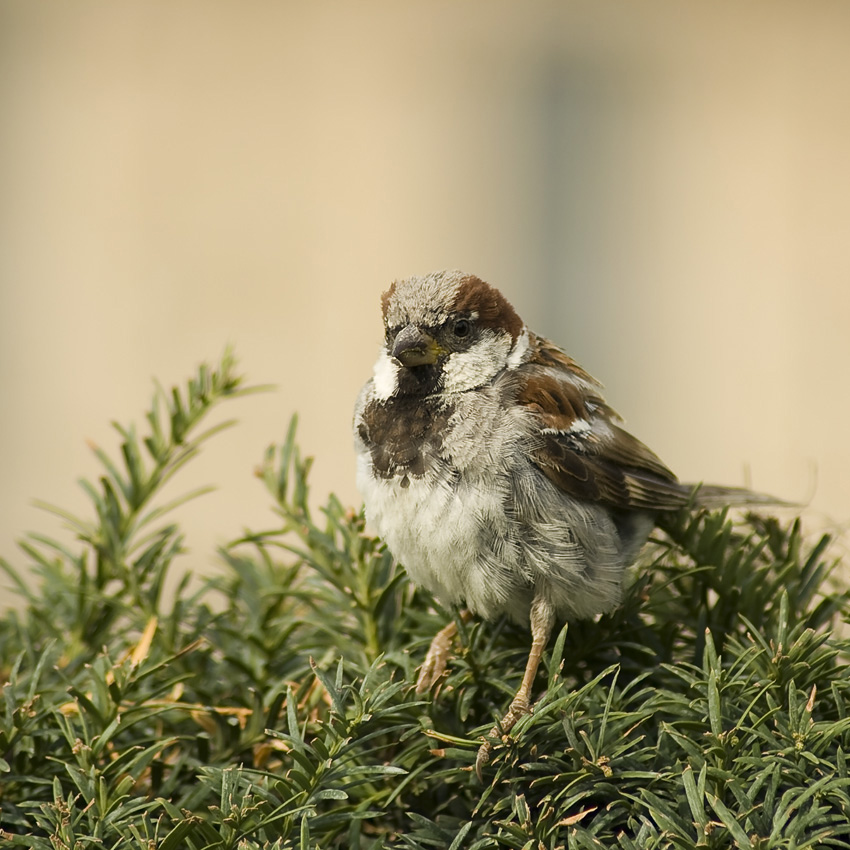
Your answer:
[453,319,471,338]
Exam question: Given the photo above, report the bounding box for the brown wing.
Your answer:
[517,336,688,511]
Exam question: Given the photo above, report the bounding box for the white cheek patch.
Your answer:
[442,333,511,393]
[372,349,399,400]
[506,327,530,369]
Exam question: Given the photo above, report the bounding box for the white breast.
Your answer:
[353,377,631,624]
[355,450,521,620]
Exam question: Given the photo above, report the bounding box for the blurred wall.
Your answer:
[2,1,849,608]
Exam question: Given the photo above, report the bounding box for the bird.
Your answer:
[353,269,779,777]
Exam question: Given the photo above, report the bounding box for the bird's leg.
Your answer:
[475,594,556,779]
[416,608,473,693]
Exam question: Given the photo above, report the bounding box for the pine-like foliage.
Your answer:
[1,353,849,849]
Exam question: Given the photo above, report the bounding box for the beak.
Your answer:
[391,325,442,367]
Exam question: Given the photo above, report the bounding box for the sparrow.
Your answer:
[353,270,777,777]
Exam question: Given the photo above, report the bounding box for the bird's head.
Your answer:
[372,270,529,399]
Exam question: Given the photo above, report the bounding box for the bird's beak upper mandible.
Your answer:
[391,325,442,367]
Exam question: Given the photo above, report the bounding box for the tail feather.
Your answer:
[686,483,795,509]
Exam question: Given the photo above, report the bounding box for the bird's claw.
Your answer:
[473,695,531,779]
[415,626,454,693]
[415,646,448,693]
[475,738,493,781]
[416,615,469,693]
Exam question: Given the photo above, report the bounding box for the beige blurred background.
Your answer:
[2,1,849,610]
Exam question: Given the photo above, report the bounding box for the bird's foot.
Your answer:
[416,621,457,693]
[416,610,472,694]
[474,693,530,780]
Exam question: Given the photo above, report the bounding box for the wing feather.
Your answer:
[517,336,688,512]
